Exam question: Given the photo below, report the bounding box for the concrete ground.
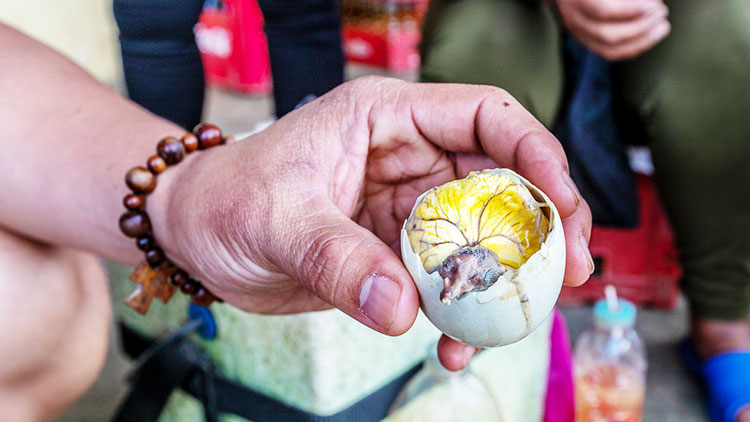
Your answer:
[61,72,708,421]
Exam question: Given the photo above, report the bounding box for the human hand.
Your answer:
[149,77,593,369]
[555,0,671,61]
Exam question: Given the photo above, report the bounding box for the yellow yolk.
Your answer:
[406,170,549,273]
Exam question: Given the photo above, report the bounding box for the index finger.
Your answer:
[364,79,593,286]
[401,82,580,219]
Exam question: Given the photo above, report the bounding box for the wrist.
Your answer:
[144,144,198,271]
[119,124,229,313]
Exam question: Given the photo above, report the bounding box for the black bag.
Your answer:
[553,35,639,228]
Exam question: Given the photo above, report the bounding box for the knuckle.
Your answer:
[300,230,341,300]
[354,74,388,86]
[346,75,392,97]
[484,85,511,100]
[581,203,594,233]
[299,229,363,307]
[489,85,511,98]
[335,76,404,121]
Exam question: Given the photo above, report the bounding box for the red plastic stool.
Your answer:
[559,174,682,309]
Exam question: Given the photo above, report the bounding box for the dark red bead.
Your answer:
[145,248,164,267]
[191,287,215,306]
[125,166,156,194]
[147,155,167,174]
[135,236,155,251]
[180,279,199,295]
[119,211,151,238]
[123,193,144,210]
[181,133,199,152]
[157,136,185,165]
[193,123,222,150]
[169,270,188,287]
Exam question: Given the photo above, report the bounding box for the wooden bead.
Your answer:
[193,123,222,149]
[147,155,167,174]
[169,270,188,287]
[119,211,151,238]
[145,247,165,268]
[181,133,199,152]
[125,166,156,193]
[123,193,144,210]
[157,136,185,165]
[121,126,229,313]
[135,236,155,251]
[180,279,199,295]
[191,287,215,306]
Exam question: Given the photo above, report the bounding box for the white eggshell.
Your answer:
[400,169,565,347]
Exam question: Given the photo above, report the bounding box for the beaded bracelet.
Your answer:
[119,123,232,315]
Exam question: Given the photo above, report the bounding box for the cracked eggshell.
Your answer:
[400,169,566,348]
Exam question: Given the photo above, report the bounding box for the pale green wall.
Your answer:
[0,0,122,86]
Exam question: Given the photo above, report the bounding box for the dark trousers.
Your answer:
[421,0,750,319]
[114,0,344,129]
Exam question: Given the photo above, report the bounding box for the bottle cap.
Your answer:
[593,286,637,329]
[188,303,218,340]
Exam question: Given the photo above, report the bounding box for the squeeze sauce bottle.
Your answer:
[573,286,647,422]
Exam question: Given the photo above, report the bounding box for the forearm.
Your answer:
[0,230,110,420]
[0,24,182,264]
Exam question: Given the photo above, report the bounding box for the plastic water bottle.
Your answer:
[573,286,647,422]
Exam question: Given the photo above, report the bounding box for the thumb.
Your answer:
[275,199,419,336]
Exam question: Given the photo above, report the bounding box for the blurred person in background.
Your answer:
[0,23,594,420]
[113,0,345,129]
[419,0,750,420]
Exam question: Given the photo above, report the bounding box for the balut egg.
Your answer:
[400,169,565,347]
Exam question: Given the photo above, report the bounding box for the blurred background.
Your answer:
[0,1,712,421]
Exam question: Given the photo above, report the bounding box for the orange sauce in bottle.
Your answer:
[575,363,645,422]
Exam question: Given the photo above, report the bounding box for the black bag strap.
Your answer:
[115,323,421,422]
[114,320,220,422]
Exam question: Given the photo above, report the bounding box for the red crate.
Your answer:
[559,175,682,309]
[195,0,271,94]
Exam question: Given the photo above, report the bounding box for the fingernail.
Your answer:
[580,232,595,275]
[650,22,671,42]
[359,274,401,331]
[562,170,580,207]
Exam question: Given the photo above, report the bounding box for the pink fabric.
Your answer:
[544,309,575,422]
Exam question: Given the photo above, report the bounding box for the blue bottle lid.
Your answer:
[593,297,637,329]
[188,303,218,340]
